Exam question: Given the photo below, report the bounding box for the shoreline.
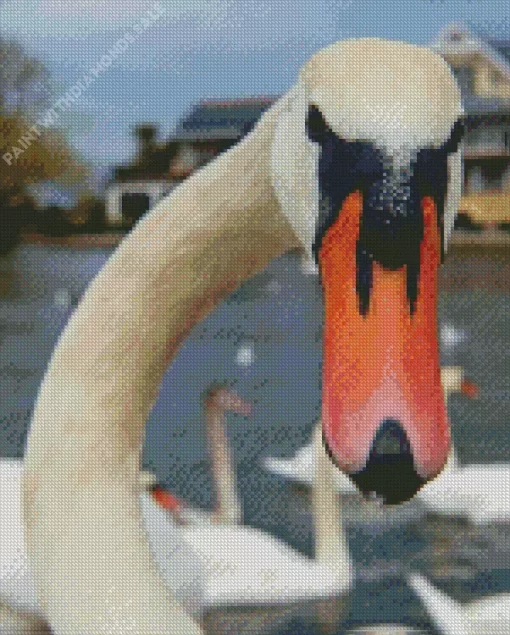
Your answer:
[20,228,510,251]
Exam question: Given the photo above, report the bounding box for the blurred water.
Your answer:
[0,244,508,633]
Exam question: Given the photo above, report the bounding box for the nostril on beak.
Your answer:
[348,419,426,505]
[371,419,411,456]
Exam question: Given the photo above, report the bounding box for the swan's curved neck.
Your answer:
[311,422,352,573]
[22,93,297,635]
[206,404,242,524]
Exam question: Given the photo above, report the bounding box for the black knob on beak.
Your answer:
[348,419,426,504]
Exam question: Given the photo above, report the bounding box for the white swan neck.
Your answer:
[311,422,351,573]
[206,405,242,524]
[441,366,463,469]
[23,92,296,635]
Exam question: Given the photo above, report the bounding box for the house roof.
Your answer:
[488,39,510,64]
[463,95,510,116]
[172,97,276,141]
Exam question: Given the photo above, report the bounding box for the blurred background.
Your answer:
[0,1,509,633]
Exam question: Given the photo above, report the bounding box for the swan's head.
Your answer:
[272,39,464,504]
[202,385,252,417]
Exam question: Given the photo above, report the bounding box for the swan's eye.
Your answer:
[306,104,329,144]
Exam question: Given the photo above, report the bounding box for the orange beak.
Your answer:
[319,191,450,496]
[152,485,183,513]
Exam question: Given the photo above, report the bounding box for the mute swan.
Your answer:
[23,39,463,634]
[415,369,510,523]
[416,458,510,524]
[149,385,352,609]
[262,366,474,495]
[409,572,510,635]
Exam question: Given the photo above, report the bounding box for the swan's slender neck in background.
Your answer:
[312,422,351,573]
[206,399,242,524]
[440,365,479,469]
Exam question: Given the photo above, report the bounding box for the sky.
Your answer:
[1,0,509,186]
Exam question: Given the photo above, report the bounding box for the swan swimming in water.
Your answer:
[147,385,352,611]
[409,572,510,635]
[23,38,464,634]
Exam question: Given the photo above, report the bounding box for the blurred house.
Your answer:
[432,24,510,226]
[107,24,510,229]
[105,99,274,227]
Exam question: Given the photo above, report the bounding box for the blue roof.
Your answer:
[173,98,275,141]
[485,38,510,64]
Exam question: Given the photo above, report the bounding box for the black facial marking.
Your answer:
[406,252,420,315]
[308,104,464,314]
[306,104,329,144]
[442,117,465,155]
[356,243,373,316]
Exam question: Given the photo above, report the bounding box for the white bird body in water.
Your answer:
[417,461,510,524]
[413,369,510,524]
[0,460,42,632]
[22,39,463,634]
[183,524,348,607]
[409,573,510,635]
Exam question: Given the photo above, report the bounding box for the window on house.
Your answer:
[491,69,502,87]
[503,166,510,190]
[466,126,508,151]
[466,165,484,192]
[483,165,503,190]
[465,163,505,192]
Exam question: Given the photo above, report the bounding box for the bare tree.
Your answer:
[0,37,86,252]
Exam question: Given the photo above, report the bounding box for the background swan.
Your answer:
[415,368,510,523]
[0,459,47,634]
[149,385,352,610]
[22,39,463,634]
[416,460,510,524]
[409,572,510,635]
